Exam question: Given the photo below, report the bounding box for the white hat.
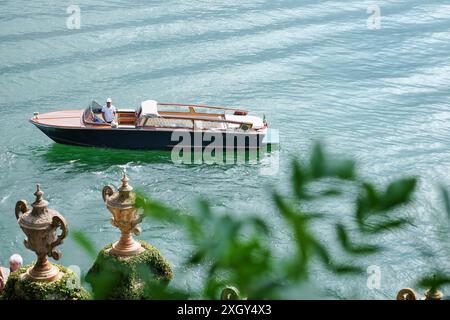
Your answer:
[106,98,112,103]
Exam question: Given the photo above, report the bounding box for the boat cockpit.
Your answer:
[82,100,266,131]
[82,100,138,127]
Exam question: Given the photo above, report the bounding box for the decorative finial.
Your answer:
[121,174,129,188]
[118,173,133,193]
[34,184,44,202]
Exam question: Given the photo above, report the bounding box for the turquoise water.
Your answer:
[1,0,450,299]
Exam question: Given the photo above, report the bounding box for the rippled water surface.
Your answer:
[1,0,450,299]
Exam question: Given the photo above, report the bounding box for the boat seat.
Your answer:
[84,111,94,122]
[194,120,226,130]
[224,114,264,129]
[144,117,193,128]
[93,114,105,123]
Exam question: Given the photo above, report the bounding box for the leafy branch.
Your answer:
[73,143,425,299]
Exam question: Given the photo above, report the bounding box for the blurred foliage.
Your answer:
[72,143,435,299]
[414,187,450,294]
[72,231,98,259]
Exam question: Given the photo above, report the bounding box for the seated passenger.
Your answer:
[9,254,23,273]
[0,254,23,292]
[102,98,117,124]
[93,114,104,123]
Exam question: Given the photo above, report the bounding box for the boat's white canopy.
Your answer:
[140,100,160,118]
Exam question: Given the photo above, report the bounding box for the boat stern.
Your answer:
[261,128,280,150]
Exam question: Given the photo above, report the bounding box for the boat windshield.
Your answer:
[90,100,103,114]
[83,100,106,124]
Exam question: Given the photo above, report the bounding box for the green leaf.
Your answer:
[417,272,450,291]
[198,199,213,219]
[364,218,411,234]
[246,217,270,235]
[310,143,355,180]
[315,242,363,274]
[329,264,363,274]
[356,183,379,225]
[326,159,355,180]
[379,178,417,211]
[71,230,97,258]
[310,143,326,179]
[440,186,450,222]
[135,191,182,223]
[320,188,343,197]
[89,270,121,300]
[273,193,295,219]
[186,250,205,265]
[292,159,308,199]
[336,223,380,254]
[143,279,190,300]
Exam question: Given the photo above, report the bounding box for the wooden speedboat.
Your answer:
[30,100,279,151]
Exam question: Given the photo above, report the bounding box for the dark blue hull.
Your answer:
[33,123,269,151]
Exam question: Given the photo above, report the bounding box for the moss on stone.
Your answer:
[85,241,173,300]
[0,264,90,300]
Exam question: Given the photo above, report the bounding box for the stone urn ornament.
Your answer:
[397,287,444,300]
[102,174,144,256]
[15,184,68,281]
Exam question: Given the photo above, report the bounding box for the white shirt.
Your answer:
[102,105,117,122]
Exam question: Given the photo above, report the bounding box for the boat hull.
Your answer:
[31,122,271,151]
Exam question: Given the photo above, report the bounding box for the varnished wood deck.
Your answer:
[31,110,85,128]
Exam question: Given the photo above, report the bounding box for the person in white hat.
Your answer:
[102,98,117,123]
